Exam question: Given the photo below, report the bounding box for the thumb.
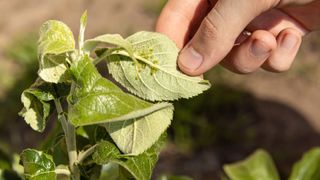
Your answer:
[178,0,279,75]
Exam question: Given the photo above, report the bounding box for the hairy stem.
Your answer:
[54,99,80,180]
[77,144,97,164]
[93,49,113,65]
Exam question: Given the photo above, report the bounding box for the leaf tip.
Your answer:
[80,10,88,28]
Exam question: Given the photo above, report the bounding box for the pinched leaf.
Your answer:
[38,20,75,83]
[224,149,280,180]
[19,79,55,132]
[93,134,166,180]
[20,149,56,180]
[100,31,211,101]
[289,148,320,180]
[68,55,173,154]
[84,34,133,55]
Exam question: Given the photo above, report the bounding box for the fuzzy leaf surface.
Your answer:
[20,149,56,180]
[103,105,172,155]
[68,55,173,154]
[20,79,70,132]
[102,31,211,101]
[224,149,280,180]
[289,148,320,180]
[19,79,55,132]
[93,134,166,180]
[38,20,75,83]
[84,34,133,55]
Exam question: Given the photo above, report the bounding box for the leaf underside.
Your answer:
[68,55,173,154]
[19,79,55,132]
[89,31,211,101]
[38,20,75,83]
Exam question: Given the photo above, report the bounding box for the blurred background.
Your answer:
[0,0,320,179]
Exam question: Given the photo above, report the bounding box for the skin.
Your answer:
[156,0,320,75]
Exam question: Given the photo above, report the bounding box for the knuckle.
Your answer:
[252,0,279,11]
[200,16,220,40]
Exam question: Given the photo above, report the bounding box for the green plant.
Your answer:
[17,11,210,180]
[223,148,320,180]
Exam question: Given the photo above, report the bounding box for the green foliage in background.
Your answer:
[224,148,320,180]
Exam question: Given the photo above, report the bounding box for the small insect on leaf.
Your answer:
[95,31,211,101]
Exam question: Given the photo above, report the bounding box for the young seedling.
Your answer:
[19,11,211,180]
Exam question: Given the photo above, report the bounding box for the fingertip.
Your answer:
[178,45,204,76]
[262,28,302,72]
[222,30,277,74]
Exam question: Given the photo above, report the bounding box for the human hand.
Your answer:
[156,0,320,75]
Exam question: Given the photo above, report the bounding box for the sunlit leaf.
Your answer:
[19,79,70,132]
[224,149,280,180]
[20,149,56,180]
[95,31,211,101]
[84,34,133,55]
[68,55,173,154]
[19,79,55,132]
[38,20,75,83]
[289,147,320,180]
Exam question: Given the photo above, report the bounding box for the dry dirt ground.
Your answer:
[0,0,320,179]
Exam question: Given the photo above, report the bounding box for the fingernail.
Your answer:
[179,46,203,70]
[281,34,298,50]
[251,40,271,58]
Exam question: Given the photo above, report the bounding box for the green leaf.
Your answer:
[79,10,88,55]
[224,149,280,180]
[101,31,211,101]
[38,20,75,55]
[103,106,172,155]
[93,134,166,180]
[84,34,133,55]
[20,79,70,132]
[68,55,173,154]
[289,148,320,180]
[157,175,193,180]
[97,163,122,180]
[38,53,73,84]
[80,10,87,31]
[19,79,55,132]
[20,149,56,180]
[38,20,75,83]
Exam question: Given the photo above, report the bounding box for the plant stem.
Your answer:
[77,144,97,164]
[93,49,113,65]
[54,99,80,180]
[55,168,71,176]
